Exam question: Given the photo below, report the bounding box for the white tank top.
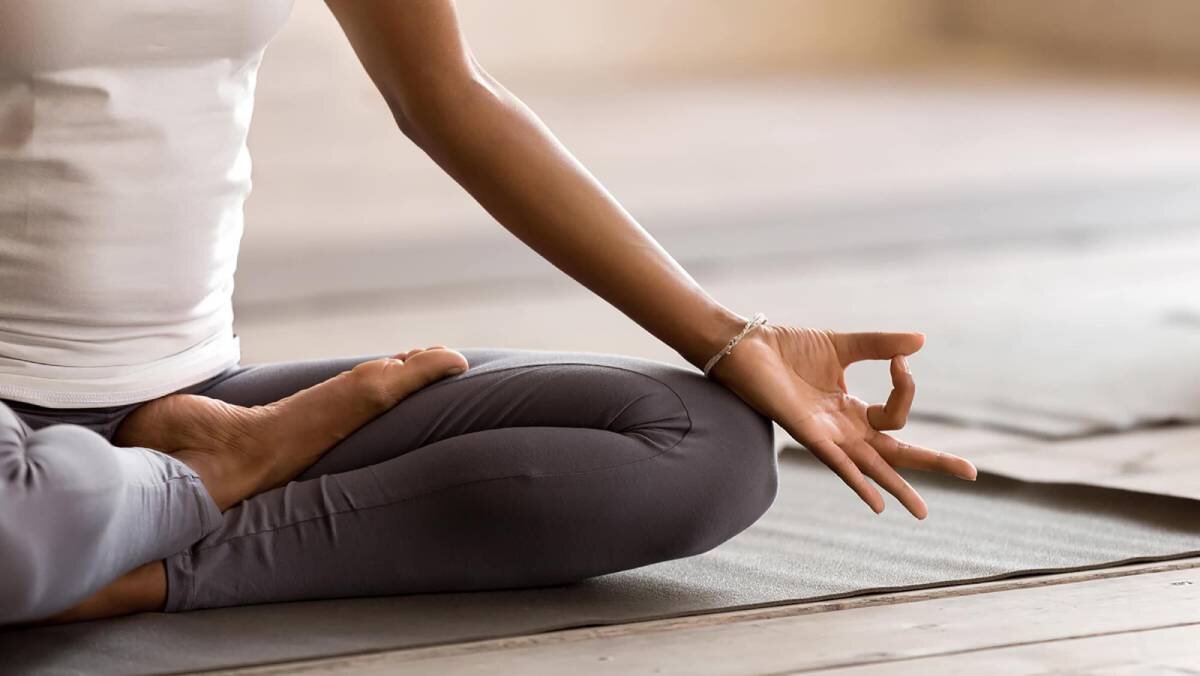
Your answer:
[0,0,293,407]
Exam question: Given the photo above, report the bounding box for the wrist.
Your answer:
[683,306,749,371]
[702,312,767,378]
[706,328,769,385]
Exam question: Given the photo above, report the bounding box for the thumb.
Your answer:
[833,331,925,367]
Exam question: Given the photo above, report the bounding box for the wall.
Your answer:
[938,0,1200,72]
[455,0,943,80]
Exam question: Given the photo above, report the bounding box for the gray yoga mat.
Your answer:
[5,452,1199,676]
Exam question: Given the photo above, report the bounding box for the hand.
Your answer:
[708,325,976,519]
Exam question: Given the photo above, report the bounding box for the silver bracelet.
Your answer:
[702,312,767,377]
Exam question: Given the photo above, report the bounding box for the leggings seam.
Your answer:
[190,363,698,554]
[605,390,652,432]
[168,548,195,612]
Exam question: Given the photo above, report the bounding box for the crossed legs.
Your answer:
[0,348,777,624]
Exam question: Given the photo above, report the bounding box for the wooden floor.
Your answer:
[201,10,1200,671]
[215,558,1200,674]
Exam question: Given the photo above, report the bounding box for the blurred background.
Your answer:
[234,0,1200,439]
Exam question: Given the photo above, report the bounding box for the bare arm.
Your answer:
[325,0,977,518]
[324,0,745,370]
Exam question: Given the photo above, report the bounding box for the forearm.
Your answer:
[398,72,746,369]
[325,2,967,522]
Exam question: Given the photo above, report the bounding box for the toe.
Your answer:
[387,349,468,393]
[349,349,467,407]
[394,345,446,360]
[393,348,422,361]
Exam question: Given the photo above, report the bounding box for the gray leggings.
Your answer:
[0,348,777,623]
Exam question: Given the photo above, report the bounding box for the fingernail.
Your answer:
[447,367,465,375]
[898,355,911,373]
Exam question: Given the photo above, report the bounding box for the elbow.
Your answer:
[391,106,422,142]
[388,60,504,144]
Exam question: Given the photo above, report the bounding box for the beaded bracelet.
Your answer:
[702,312,767,377]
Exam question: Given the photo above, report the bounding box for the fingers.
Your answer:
[808,439,886,515]
[833,331,925,367]
[867,355,914,431]
[870,432,978,481]
[845,439,928,520]
[805,436,931,519]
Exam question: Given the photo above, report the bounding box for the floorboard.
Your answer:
[807,624,1200,675]
[206,559,1200,676]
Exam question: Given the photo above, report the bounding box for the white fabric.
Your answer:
[0,0,293,407]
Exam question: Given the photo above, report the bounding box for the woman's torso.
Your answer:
[0,0,293,408]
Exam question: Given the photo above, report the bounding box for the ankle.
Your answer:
[45,561,167,624]
[175,448,259,511]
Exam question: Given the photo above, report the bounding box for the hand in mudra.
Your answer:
[708,324,976,519]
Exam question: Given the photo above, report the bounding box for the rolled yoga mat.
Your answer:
[5,452,1199,676]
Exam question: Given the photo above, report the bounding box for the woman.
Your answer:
[0,0,977,625]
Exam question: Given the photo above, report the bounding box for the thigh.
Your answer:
[166,348,777,609]
[194,348,700,480]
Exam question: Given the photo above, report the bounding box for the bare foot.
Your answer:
[23,348,468,626]
[115,347,468,511]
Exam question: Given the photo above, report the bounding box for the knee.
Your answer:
[21,424,125,492]
[0,402,26,458]
[0,410,39,621]
[643,370,779,560]
[0,528,45,624]
[0,425,126,624]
